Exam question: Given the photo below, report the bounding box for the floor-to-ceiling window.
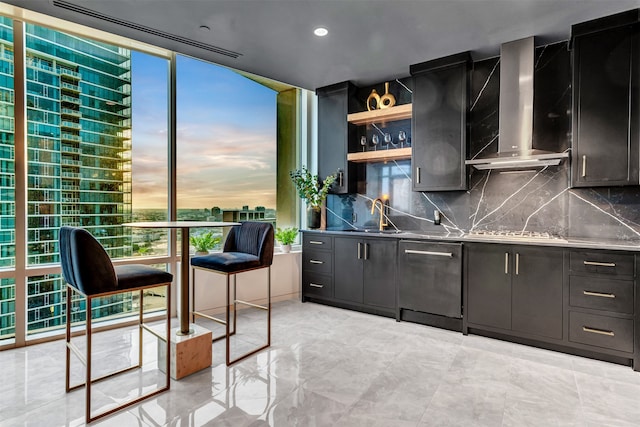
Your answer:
[22,23,170,337]
[175,55,277,246]
[0,11,173,345]
[0,5,294,348]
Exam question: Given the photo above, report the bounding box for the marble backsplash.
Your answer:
[326,41,640,242]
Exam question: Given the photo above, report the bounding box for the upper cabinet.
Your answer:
[571,11,640,187]
[410,52,471,191]
[317,82,358,194]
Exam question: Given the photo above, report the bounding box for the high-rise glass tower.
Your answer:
[0,18,134,338]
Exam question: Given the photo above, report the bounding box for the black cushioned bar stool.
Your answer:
[59,226,173,423]
[190,221,274,365]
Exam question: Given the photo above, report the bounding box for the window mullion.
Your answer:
[13,18,27,346]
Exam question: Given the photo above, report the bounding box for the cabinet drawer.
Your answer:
[303,272,333,298]
[303,234,333,250]
[569,311,633,353]
[302,250,332,274]
[569,276,634,314]
[569,251,634,279]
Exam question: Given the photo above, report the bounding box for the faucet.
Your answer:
[371,197,388,231]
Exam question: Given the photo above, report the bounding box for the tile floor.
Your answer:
[2,299,640,426]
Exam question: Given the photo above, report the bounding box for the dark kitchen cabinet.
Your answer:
[333,236,397,312]
[410,52,470,191]
[511,247,564,339]
[465,243,563,340]
[301,233,333,301]
[466,243,512,330]
[567,249,637,365]
[333,237,363,302]
[317,82,358,193]
[571,12,640,187]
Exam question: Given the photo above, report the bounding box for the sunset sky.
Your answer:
[130,52,277,210]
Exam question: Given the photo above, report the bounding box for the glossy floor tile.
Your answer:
[2,299,640,426]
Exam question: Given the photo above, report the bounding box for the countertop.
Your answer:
[304,228,640,252]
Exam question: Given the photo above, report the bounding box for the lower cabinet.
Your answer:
[334,236,397,312]
[303,232,639,371]
[567,249,637,365]
[466,243,639,371]
[301,233,333,301]
[465,243,564,340]
[302,232,397,317]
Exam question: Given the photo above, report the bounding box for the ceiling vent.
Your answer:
[52,0,242,59]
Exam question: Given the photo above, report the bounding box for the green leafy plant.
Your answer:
[275,227,298,245]
[289,166,337,208]
[189,231,220,253]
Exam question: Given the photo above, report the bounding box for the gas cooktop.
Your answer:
[466,230,566,241]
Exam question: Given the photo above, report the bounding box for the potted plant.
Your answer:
[189,231,220,255]
[275,227,298,253]
[289,166,337,229]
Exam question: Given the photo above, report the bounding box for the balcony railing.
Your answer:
[60,82,80,93]
[61,145,80,154]
[61,134,81,142]
[58,68,81,79]
[61,121,81,130]
[61,95,79,104]
[61,108,81,117]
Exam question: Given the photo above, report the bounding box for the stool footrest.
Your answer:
[67,364,140,392]
[235,299,268,310]
[193,310,227,325]
[141,323,167,342]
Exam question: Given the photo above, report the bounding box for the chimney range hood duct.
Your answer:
[466,37,568,170]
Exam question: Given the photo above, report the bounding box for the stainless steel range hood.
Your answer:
[466,37,569,170]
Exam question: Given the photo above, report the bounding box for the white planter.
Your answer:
[280,244,291,253]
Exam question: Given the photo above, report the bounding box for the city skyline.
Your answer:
[131,52,278,210]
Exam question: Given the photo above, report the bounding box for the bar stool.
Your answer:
[190,221,274,365]
[59,226,173,423]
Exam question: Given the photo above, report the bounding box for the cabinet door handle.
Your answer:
[309,283,324,288]
[581,155,587,178]
[416,167,421,184]
[515,253,519,275]
[582,326,615,337]
[309,240,324,245]
[583,260,616,268]
[404,249,453,258]
[504,253,509,275]
[338,170,343,188]
[309,260,324,264]
[364,243,369,260]
[583,290,616,299]
[357,242,362,259]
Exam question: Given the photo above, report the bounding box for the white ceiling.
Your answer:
[4,0,640,90]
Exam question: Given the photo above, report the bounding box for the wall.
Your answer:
[327,41,640,242]
[190,251,301,316]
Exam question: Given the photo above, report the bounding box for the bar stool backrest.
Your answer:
[223,222,274,267]
[60,226,117,295]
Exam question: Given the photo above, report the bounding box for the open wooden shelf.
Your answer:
[347,147,412,163]
[347,104,412,125]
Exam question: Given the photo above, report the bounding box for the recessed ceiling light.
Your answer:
[199,25,211,32]
[314,27,328,37]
